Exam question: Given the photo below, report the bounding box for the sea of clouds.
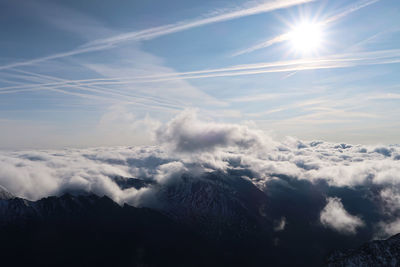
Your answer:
[0,110,399,238]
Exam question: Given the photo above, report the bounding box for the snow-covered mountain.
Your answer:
[109,170,272,240]
[326,233,400,266]
[0,192,99,225]
[0,190,215,267]
[153,171,271,237]
[1,172,400,267]
[0,185,14,200]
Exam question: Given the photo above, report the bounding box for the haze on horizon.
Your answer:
[0,0,399,149]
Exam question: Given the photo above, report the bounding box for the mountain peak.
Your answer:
[0,185,14,200]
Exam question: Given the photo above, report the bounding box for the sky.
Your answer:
[0,0,399,149]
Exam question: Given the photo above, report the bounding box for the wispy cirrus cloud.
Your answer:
[2,48,399,94]
[0,0,312,71]
[323,0,380,25]
[232,33,291,57]
[232,0,381,56]
[85,0,314,47]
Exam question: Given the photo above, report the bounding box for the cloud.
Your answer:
[374,147,392,157]
[96,105,161,145]
[16,0,114,40]
[379,188,400,216]
[0,184,14,200]
[274,217,286,231]
[156,109,269,153]
[377,219,400,238]
[0,110,400,239]
[320,197,365,234]
[85,0,313,47]
[154,161,187,185]
[232,33,290,57]
[323,0,380,25]
[0,44,226,113]
[5,49,399,95]
[233,0,381,56]
[0,0,312,71]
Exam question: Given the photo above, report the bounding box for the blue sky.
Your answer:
[0,0,399,148]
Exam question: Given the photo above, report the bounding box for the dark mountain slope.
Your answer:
[0,194,216,267]
[1,172,398,267]
[155,171,272,237]
[326,233,400,266]
[0,185,14,200]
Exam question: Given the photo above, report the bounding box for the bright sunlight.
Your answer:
[288,21,323,54]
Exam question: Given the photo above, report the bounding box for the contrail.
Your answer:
[85,0,314,46]
[0,69,187,111]
[0,0,313,71]
[323,0,380,24]
[231,33,290,57]
[2,49,399,91]
[233,0,381,56]
[0,44,113,71]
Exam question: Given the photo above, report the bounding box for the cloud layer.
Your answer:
[0,111,399,238]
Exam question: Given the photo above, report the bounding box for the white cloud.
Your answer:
[9,49,398,90]
[274,217,286,231]
[0,110,400,238]
[156,109,270,153]
[2,110,400,201]
[96,105,161,145]
[0,0,312,71]
[155,161,188,185]
[377,219,400,238]
[320,197,365,234]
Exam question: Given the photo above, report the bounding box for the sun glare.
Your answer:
[289,21,323,54]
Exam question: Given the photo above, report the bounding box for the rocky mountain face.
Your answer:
[0,193,217,267]
[110,171,272,241]
[154,171,272,238]
[0,185,14,200]
[326,233,400,266]
[0,170,278,267]
[1,172,399,267]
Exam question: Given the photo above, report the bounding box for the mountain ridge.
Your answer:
[326,233,400,266]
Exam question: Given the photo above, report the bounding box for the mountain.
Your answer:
[2,172,398,267]
[0,182,278,267]
[110,175,155,190]
[153,170,272,238]
[0,192,217,267]
[326,233,400,266]
[0,185,14,200]
[107,171,277,265]
[109,170,273,240]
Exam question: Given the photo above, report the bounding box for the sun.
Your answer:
[288,21,323,54]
